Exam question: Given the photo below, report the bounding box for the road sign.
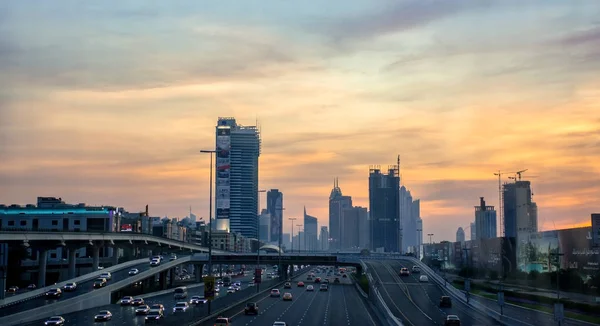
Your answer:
[203,276,216,300]
[254,268,262,283]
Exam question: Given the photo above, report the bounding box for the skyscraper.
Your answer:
[341,206,368,250]
[369,164,400,252]
[215,117,261,238]
[328,178,352,250]
[470,222,476,240]
[259,209,270,242]
[456,227,465,242]
[303,207,318,252]
[475,197,497,240]
[319,226,329,251]
[503,180,538,241]
[266,189,283,245]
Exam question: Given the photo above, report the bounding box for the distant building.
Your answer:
[282,233,291,251]
[369,165,401,252]
[303,207,318,252]
[475,197,497,240]
[328,178,352,250]
[456,227,465,242]
[214,117,261,238]
[319,226,329,251]
[470,222,476,241]
[266,189,283,245]
[341,206,368,250]
[503,180,537,242]
[259,209,270,242]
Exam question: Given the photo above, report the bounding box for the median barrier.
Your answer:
[0,256,192,325]
[0,257,149,309]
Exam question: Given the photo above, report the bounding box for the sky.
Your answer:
[1,0,599,242]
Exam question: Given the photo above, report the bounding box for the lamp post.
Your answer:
[427,233,434,244]
[296,225,303,253]
[256,189,266,293]
[200,149,215,314]
[288,218,297,252]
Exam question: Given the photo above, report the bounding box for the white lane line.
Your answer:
[323,284,331,326]
[383,261,434,322]
[297,289,319,325]
[341,286,350,326]
[368,261,415,326]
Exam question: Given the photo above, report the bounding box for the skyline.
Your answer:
[1,0,600,242]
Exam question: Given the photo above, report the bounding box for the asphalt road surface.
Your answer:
[197,267,378,326]
[0,261,152,317]
[367,260,502,326]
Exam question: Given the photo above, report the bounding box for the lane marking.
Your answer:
[297,288,319,325]
[383,262,433,322]
[367,261,415,326]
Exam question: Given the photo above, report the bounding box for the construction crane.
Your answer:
[494,170,518,237]
[516,169,528,181]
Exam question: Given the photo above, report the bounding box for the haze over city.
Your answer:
[1,0,599,241]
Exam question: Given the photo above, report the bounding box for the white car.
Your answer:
[63,282,77,291]
[128,268,139,276]
[190,296,207,305]
[120,296,134,305]
[306,285,314,291]
[150,259,160,267]
[99,272,112,280]
[173,302,189,313]
[419,275,429,282]
[273,322,288,326]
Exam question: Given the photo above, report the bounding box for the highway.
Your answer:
[0,261,153,317]
[18,271,275,325]
[368,260,501,326]
[197,267,378,326]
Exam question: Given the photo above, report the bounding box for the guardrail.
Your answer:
[362,261,403,326]
[0,257,148,309]
[0,257,193,326]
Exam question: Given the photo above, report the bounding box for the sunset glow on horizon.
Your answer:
[1,0,599,241]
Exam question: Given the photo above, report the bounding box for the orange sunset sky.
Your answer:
[1,0,599,241]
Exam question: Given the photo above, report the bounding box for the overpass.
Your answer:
[0,231,228,290]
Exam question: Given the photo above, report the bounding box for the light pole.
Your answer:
[296,225,303,252]
[200,149,215,314]
[256,189,266,293]
[427,233,434,244]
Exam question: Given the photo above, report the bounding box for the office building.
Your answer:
[303,207,318,252]
[215,117,261,238]
[341,206,368,250]
[266,189,283,244]
[503,180,538,242]
[456,227,465,242]
[475,197,497,240]
[282,233,291,251]
[369,164,401,252]
[328,178,352,250]
[319,226,329,251]
[259,209,270,242]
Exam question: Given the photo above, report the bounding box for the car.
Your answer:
[244,302,259,315]
[445,314,461,325]
[412,266,421,273]
[94,310,112,322]
[284,282,292,289]
[323,279,329,284]
[334,278,340,283]
[270,289,281,297]
[145,309,164,323]
[234,281,241,287]
[419,275,429,282]
[227,286,235,293]
[135,305,151,315]
[173,301,189,313]
[190,295,207,305]
[131,298,145,306]
[63,282,77,291]
[297,281,305,287]
[150,304,165,313]
[7,286,18,293]
[27,283,36,290]
[273,322,288,326]
[120,296,134,305]
[170,254,177,261]
[129,268,140,276]
[400,268,410,276]
[214,317,231,326]
[93,279,107,289]
[314,277,321,283]
[44,316,65,325]
[440,296,452,308]
[99,272,112,280]
[282,292,293,301]
[45,288,62,298]
[320,284,328,291]
[306,285,314,291]
[342,274,347,278]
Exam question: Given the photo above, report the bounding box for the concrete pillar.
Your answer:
[219,265,222,277]
[159,271,167,290]
[68,249,77,279]
[0,269,6,300]
[92,247,100,270]
[37,249,48,288]
[169,268,175,287]
[112,246,119,265]
[194,264,204,282]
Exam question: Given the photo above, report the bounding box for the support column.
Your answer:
[37,249,48,288]
[0,269,6,300]
[194,264,204,282]
[112,246,119,266]
[219,264,222,277]
[68,249,77,279]
[159,271,167,290]
[169,268,175,287]
[92,247,100,270]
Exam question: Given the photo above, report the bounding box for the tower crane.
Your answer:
[516,169,528,181]
[494,170,518,236]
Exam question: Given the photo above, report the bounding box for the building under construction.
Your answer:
[368,163,401,253]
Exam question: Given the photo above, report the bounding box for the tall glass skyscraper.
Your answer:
[369,165,400,252]
[215,117,261,239]
[266,189,283,244]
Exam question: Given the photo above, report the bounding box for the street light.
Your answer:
[256,189,266,293]
[200,149,215,314]
[288,218,297,252]
[427,233,434,244]
[296,224,303,253]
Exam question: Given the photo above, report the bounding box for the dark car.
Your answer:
[440,296,452,308]
[244,302,259,315]
[45,288,62,299]
[94,310,112,322]
[145,310,164,323]
[444,315,461,325]
[284,282,292,289]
